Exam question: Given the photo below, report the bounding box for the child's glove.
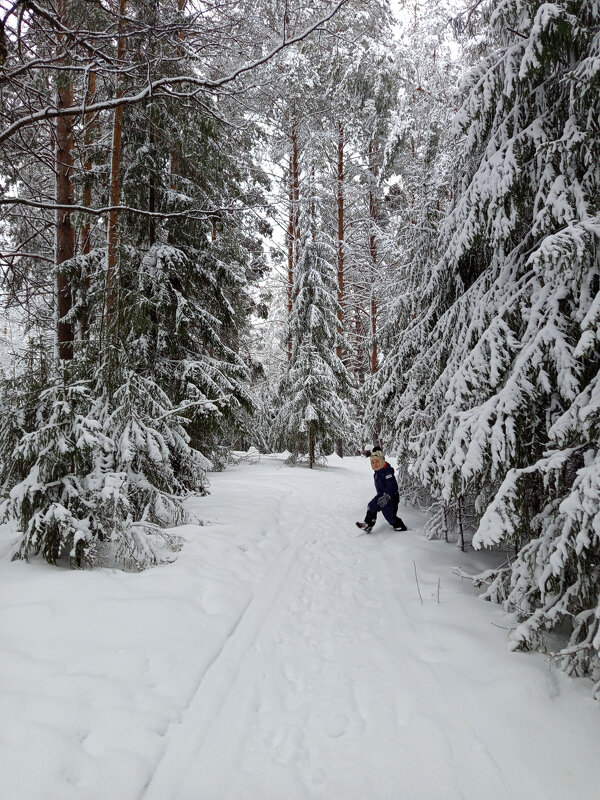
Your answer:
[377,493,390,508]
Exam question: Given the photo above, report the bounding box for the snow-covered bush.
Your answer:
[0,365,209,570]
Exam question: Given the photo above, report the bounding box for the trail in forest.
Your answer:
[141,456,599,800]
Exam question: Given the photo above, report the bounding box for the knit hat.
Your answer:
[370,448,385,462]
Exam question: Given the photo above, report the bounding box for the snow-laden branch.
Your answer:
[151,396,232,424]
[0,0,351,144]
[0,250,54,264]
[0,195,270,218]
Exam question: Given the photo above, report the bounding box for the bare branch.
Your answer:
[0,195,268,218]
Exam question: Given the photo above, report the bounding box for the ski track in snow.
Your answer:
[142,457,598,800]
[1,455,599,800]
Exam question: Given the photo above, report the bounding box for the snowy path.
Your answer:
[143,456,598,800]
[1,455,599,800]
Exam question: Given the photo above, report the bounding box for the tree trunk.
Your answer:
[148,116,156,245]
[336,121,345,350]
[106,0,127,336]
[81,69,97,339]
[335,122,345,458]
[55,0,75,361]
[309,427,315,469]
[287,153,294,360]
[457,494,465,552]
[170,0,187,189]
[81,70,97,257]
[287,122,300,360]
[354,304,366,385]
[292,122,300,267]
[368,141,379,375]
[442,501,449,543]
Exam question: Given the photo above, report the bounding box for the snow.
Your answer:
[1,454,599,800]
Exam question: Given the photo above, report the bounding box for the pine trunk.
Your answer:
[81,69,97,338]
[106,0,127,336]
[55,0,74,361]
[287,123,300,360]
[354,305,366,385]
[292,123,300,267]
[287,154,294,360]
[369,142,379,375]
[170,0,186,188]
[335,122,345,458]
[337,122,345,350]
[81,70,97,257]
[442,502,449,543]
[457,494,465,552]
[148,113,156,245]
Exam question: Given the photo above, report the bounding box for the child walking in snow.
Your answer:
[356,449,407,534]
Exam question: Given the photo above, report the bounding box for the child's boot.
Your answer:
[356,521,374,533]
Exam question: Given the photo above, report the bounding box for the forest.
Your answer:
[0,0,599,697]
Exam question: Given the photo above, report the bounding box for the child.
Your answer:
[356,448,407,533]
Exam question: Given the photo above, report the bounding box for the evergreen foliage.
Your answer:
[363,0,462,496]
[371,0,600,691]
[0,361,209,570]
[273,199,356,467]
[0,0,278,568]
[3,0,600,704]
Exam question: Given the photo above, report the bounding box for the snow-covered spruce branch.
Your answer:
[0,0,351,144]
[542,644,595,661]
[151,396,232,424]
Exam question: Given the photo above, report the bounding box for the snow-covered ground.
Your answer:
[1,454,598,800]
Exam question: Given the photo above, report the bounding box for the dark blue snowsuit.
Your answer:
[365,462,406,529]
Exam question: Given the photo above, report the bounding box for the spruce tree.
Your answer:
[372,0,600,692]
[274,187,356,467]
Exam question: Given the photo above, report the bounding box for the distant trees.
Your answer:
[266,0,400,459]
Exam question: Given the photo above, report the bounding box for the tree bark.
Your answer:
[336,121,345,352]
[457,494,465,552]
[368,141,379,375]
[292,123,300,266]
[354,304,366,385]
[81,70,97,257]
[56,0,75,361]
[81,69,97,338]
[287,152,294,357]
[287,122,300,360]
[106,0,128,336]
[443,502,449,543]
[169,0,187,189]
[335,122,345,458]
[147,106,157,244]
